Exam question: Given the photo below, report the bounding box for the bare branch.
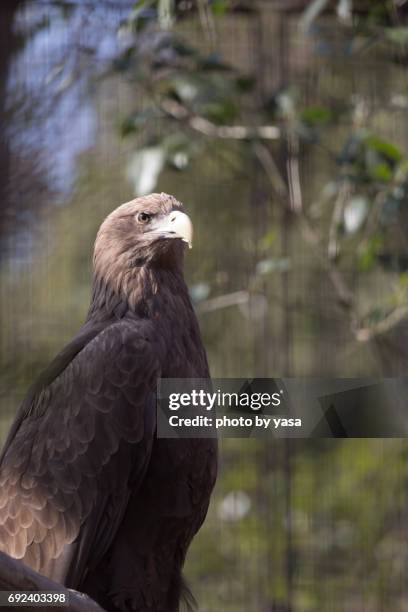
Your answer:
[328,181,349,261]
[254,142,288,198]
[197,0,217,48]
[355,305,408,342]
[162,88,405,343]
[197,290,249,313]
[160,99,280,140]
[254,142,356,311]
[0,552,105,612]
[286,132,303,213]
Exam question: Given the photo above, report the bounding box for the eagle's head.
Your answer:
[94,192,192,272]
[91,193,193,314]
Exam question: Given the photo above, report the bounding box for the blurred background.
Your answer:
[1,0,408,610]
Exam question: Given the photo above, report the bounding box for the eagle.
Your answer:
[0,193,217,611]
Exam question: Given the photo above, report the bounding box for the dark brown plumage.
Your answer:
[0,193,217,611]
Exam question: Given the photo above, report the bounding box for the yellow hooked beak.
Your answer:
[150,210,193,248]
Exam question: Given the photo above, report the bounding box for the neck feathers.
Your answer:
[87,265,189,321]
[87,261,209,377]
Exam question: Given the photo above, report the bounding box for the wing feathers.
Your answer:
[0,319,159,584]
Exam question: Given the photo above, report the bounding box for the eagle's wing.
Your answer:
[0,319,160,587]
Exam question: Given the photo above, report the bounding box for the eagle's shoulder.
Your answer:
[0,316,160,580]
[1,317,159,459]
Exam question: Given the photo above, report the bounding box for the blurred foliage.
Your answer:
[1,1,408,611]
[113,0,408,347]
[189,438,408,611]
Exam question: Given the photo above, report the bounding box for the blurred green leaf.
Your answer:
[197,53,232,72]
[337,0,352,22]
[162,133,197,170]
[169,74,200,103]
[235,75,257,93]
[256,258,291,275]
[211,0,229,16]
[171,39,198,58]
[300,0,330,30]
[276,89,297,120]
[338,133,364,166]
[386,27,408,47]
[369,162,393,183]
[377,253,408,271]
[380,196,401,224]
[364,135,402,164]
[202,99,239,124]
[128,4,157,32]
[301,105,333,126]
[395,159,408,181]
[112,47,135,72]
[190,283,211,302]
[126,146,165,195]
[338,132,404,187]
[134,0,151,7]
[343,196,368,233]
[167,150,189,170]
[120,108,162,136]
[260,230,277,249]
[399,272,408,288]
[358,234,383,272]
[363,305,391,325]
[158,0,175,28]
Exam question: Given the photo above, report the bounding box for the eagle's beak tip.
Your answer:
[168,211,193,248]
[150,210,193,248]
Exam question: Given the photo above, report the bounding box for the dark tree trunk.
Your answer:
[0,1,23,244]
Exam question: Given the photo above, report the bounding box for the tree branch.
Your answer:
[254,141,356,311]
[355,305,408,342]
[0,552,106,612]
[327,181,349,261]
[160,99,280,140]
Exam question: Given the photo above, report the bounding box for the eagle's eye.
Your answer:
[137,212,152,224]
